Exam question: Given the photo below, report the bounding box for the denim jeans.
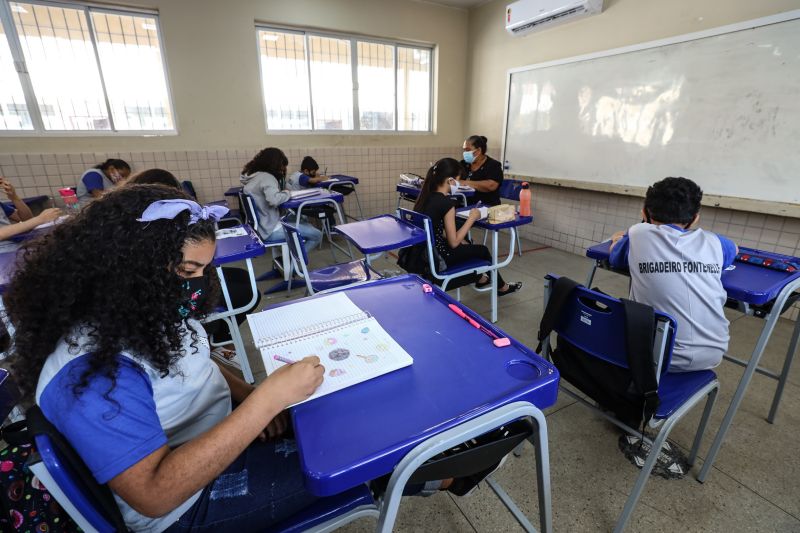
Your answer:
[163,439,317,532]
[267,221,323,251]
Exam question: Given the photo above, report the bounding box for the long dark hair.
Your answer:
[95,158,130,172]
[413,158,462,212]
[128,168,181,189]
[5,185,219,401]
[465,135,488,155]
[242,147,288,182]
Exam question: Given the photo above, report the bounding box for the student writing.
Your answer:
[0,176,61,254]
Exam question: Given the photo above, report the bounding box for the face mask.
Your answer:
[178,276,208,318]
[449,179,461,195]
[463,151,475,164]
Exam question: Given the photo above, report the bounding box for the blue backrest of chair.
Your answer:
[499,179,524,201]
[239,192,259,229]
[33,433,117,532]
[397,207,430,234]
[545,274,676,374]
[181,180,197,200]
[280,216,309,267]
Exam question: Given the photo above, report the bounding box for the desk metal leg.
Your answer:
[767,314,800,423]
[697,279,800,482]
[585,262,597,287]
[491,230,499,323]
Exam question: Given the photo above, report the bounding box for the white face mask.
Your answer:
[449,178,461,195]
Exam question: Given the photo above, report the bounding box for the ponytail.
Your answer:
[413,158,463,211]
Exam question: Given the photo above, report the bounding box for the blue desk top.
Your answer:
[316,175,359,188]
[212,224,265,266]
[587,241,800,306]
[224,186,242,197]
[282,275,559,496]
[0,251,18,294]
[280,190,344,210]
[332,215,426,254]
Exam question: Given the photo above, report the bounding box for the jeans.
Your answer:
[163,439,318,532]
[267,220,323,251]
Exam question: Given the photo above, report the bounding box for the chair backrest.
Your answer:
[280,216,314,292]
[397,208,442,278]
[543,274,676,377]
[26,406,126,532]
[181,180,197,199]
[499,178,524,201]
[238,191,259,229]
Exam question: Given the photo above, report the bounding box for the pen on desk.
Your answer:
[273,355,297,365]
[447,303,510,347]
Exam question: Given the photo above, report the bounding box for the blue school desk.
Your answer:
[458,210,534,323]
[396,183,475,209]
[224,186,242,197]
[280,190,351,259]
[585,240,800,483]
[206,224,265,383]
[316,175,363,221]
[332,214,426,264]
[269,274,558,532]
[2,194,50,215]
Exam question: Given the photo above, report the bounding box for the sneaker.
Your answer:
[211,347,241,371]
[447,454,508,497]
[618,434,689,479]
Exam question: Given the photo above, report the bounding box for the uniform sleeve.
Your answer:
[38,356,167,484]
[609,234,630,269]
[298,173,311,187]
[1,203,16,217]
[261,174,291,207]
[82,170,106,192]
[716,234,738,268]
[487,159,503,184]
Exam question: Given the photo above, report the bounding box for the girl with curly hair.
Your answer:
[4,185,324,532]
[240,147,322,250]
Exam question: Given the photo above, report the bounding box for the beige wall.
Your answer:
[0,0,469,154]
[464,0,800,146]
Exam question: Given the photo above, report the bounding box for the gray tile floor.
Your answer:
[232,233,800,533]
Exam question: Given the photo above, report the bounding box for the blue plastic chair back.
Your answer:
[545,275,676,374]
[239,191,260,229]
[32,432,118,532]
[499,178,524,201]
[181,180,197,199]
[397,207,430,233]
[281,216,310,268]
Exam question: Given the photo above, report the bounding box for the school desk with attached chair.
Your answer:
[315,174,363,221]
[332,214,427,265]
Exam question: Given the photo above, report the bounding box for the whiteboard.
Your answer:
[503,11,800,210]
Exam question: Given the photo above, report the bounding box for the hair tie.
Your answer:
[137,199,229,225]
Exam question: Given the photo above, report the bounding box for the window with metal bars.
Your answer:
[257,26,432,132]
[0,0,174,133]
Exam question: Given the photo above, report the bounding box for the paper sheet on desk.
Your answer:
[289,189,322,199]
[456,206,488,220]
[216,227,249,239]
[33,215,69,230]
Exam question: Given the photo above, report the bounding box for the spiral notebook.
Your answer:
[247,292,413,405]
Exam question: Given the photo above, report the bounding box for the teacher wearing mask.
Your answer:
[461,135,503,206]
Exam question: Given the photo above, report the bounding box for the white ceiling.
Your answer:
[414,0,491,10]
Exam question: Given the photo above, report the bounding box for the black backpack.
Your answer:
[536,277,661,430]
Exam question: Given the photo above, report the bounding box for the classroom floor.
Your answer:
[234,232,800,533]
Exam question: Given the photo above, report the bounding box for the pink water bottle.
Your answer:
[519,182,532,217]
[59,188,78,211]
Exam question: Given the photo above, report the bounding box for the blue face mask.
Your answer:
[463,150,475,164]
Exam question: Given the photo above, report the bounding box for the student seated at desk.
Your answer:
[0,176,61,253]
[609,177,738,372]
[128,169,262,369]
[240,147,322,250]
[461,135,503,206]
[76,158,131,208]
[285,155,328,190]
[415,158,522,296]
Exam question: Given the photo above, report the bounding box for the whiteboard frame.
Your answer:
[500,9,800,217]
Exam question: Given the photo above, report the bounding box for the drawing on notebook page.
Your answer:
[358,354,379,363]
[329,369,347,377]
[329,348,350,361]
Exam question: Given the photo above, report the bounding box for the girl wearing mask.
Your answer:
[76,158,131,207]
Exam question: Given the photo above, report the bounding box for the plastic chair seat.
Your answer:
[655,369,717,419]
[264,484,375,533]
[308,260,378,292]
[438,258,491,276]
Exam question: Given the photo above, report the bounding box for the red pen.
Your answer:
[447,303,511,347]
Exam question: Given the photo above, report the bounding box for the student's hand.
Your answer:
[0,177,18,200]
[266,356,325,407]
[467,208,481,222]
[35,208,62,223]
[611,230,625,242]
[258,410,290,441]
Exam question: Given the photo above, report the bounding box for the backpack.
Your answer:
[397,243,431,278]
[536,276,660,430]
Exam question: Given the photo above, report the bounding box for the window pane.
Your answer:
[308,35,352,130]
[258,29,310,130]
[11,2,109,130]
[0,16,31,130]
[91,11,173,130]
[357,41,394,130]
[397,47,431,131]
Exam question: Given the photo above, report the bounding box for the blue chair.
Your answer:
[25,405,379,533]
[540,274,719,533]
[281,216,381,295]
[239,191,291,283]
[498,178,525,257]
[397,208,494,297]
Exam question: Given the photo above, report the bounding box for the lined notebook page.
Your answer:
[247,292,364,347]
[261,317,413,406]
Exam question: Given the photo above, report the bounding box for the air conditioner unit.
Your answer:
[505,0,603,36]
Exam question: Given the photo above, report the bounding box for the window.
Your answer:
[257,26,432,132]
[0,1,174,133]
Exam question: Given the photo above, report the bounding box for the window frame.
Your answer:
[0,0,177,136]
[255,24,434,135]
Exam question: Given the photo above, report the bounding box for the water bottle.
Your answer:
[519,182,532,217]
[59,188,79,211]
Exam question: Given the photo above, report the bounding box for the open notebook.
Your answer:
[456,206,488,220]
[288,189,322,199]
[247,292,413,405]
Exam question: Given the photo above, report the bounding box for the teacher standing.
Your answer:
[461,135,503,206]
